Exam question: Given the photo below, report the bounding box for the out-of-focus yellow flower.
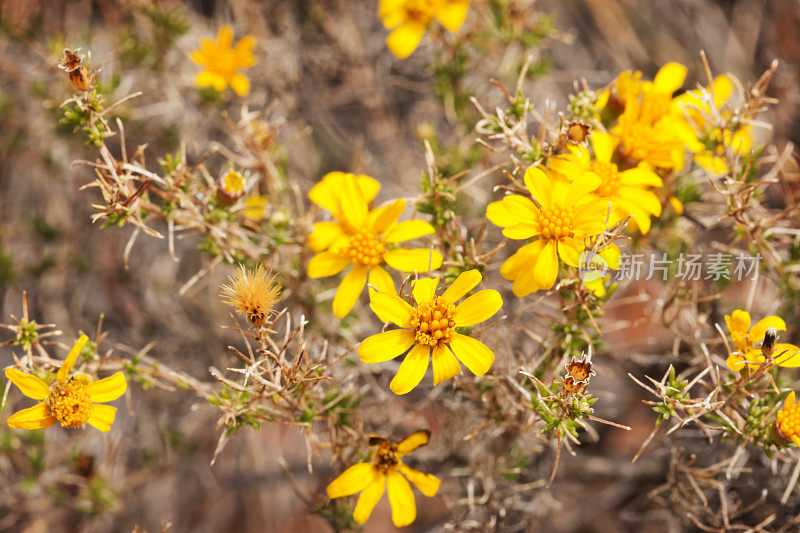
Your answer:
[5,335,127,432]
[777,392,800,447]
[359,270,501,394]
[579,244,621,297]
[220,264,282,328]
[327,431,440,527]
[241,195,269,222]
[307,172,442,318]
[218,169,247,201]
[724,309,800,371]
[190,25,256,96]
[486,166,610,296]
[379,0,469,59]
[549,131,663,234]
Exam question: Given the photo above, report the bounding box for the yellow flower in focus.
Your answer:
[5,335,127,432]
[242,195,269,222]
[486,166,610,296]
[190,25,256,96]
[359,270,501,394]
[220,264,282,328]
[307,172,442,318]
[327,431,440,527]
[549,131,663,234]
[379,0,469,59]
[724,309,800,371]
[777,392,800,447]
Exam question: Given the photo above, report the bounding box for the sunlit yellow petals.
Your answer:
[432,344,461,386]
[229,72,251,96]
[566,172,601,198]
[750,316,787,342]
[353,474,386,524]
[694,152,729,174]
[774,344,800,367]
[453,290,502,327]
[613,196,653,234]
[441,269,482,302]
[396,430,431,456]
[523,166,552,206]
[390,344,430,394]
[503,223,540,240]
[370,291,414,327]
[359,329,416,364]
[340,175,369,228]
[384,220,435,243]
[368,266,396,296]
[573,200,611,235]
[386,21,426,59]
[383,248,442,272]
[669,196,684,215]
[600,243,622,269]
[217,25,234,48]
[619,167,663,187]
[7,403,56,430]
[618,188,662,217]
[58,335,89,384]
[501,240,545,281]
[307,252,350,278]
[87,404,117,433]
[4,368,49,400]
[333,266,369,318]
[437,0,469,32]
[448,334,494,377]
[195,70,224,89]
[590,132,618,163]
[379,0,407,27]
[308,222,345,252]
[653,62,687,94]
[533,240,559,290]
[557,237,584,268]
[398,464,441,497]
[726,310,751,335]
[371,199,406,234]
[191,26,256,95]
[412,277,439,305]
[234,34,257,58]
[486,200,519,228]
[86,372,127,403]
[327,463,380,498]
[308,172,347,214]
[387,470,417,527]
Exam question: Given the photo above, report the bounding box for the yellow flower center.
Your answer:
[412,296,456,347]
[46,376,92,428]
[537,205,576,240]
[347,231,385,267]
[405,0,440,24]
[221,171,246,196]
[778,402,800,445]
[591,161,621,197]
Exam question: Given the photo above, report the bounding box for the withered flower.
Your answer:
[220,264,282,328]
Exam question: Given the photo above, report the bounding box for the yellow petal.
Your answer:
[453,290,502,327]
[590,132,618,163]
[507,241,548,297]
[332,266,369,318]
[503,223,539,240]
[396,430,431,456]
[340,175,369,228]
[386,21,426,59]
[383,220,435,243]
[750,316,787,342]
[195,70,224,89]
[355,174,382,204]
[383,248,442,272]
[369,291,414,327]
[229,73,251,97]
[557,237,584,268]
[308,222,346,252]
[87,404,117,432]
[86,372,127,403]
[327,463,379,498]
[387,470,417,527]
[774,344,800,367]
[523,166,552,206]
[785,391,797,410]
[4,368,49,400]
[726,310,751,335]
[448,334,494,376]
[533,240,559,290]
[486,200,517,228]
[353,473,386,524]
[58,335,89,384]
[307,252,351,278]
[725,352,747,372]
[441,269,482,303]
[436,0,469,32]
[368,266,397,297]
[234,35,257,55]
[619,167,663,187]
[308,172,347,215]
[371,199,406,235]
[379,0,406,28]
[359,330,416,364]
[398,463,440,497]
[412,277,439,305]
[502,194,539,223]
[7,402,56,430]
[390,344,429,395]
[432,344,461,386]
[653,62,687,95]
[217,25,234,48]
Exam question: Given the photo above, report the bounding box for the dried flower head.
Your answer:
[562,376,587,396]
[58,48,93,92]
[563,121,591,145]
[220,264,282,328]
[565,354,595,383]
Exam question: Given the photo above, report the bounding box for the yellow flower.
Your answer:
[724,309,800,371]
[218,169,247,201]
[327,431,440,527]
[486,166,610,296]
[359,270,501,394]
[190,25,256,96]
[307,172,442,318]
[5,335,127,432]
[221,264,282,328]
[549,131,663,234]
[241,195,269,222]
[777,392,800,447]
[379,0,469,59]
[579,243,621,297]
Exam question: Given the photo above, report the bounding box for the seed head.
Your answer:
[220,264,282,328]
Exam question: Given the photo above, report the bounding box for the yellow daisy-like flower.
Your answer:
[217,169,247,201]
[486,166,610,296]
[724,309,800,371]
[777,392,800,447]
[190,25,256,97]
[307,172,443,318]
[549,131,663,234]
[359,270,501,394]
[379,0,469,59]
[5,335,127,432]
[327,431,440,527]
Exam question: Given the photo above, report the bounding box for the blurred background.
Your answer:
[0,0,799,531]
